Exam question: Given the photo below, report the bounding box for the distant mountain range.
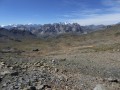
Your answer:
[0,23,107,35]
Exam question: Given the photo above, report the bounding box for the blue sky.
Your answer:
[0,0,120,25]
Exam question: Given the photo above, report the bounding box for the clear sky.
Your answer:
[0,0,120,25]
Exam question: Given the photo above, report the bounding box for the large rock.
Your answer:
[94,84,106,90]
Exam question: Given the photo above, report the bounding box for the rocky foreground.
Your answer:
[0,51,120,90]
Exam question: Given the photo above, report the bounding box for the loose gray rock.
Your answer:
[0,62,5,69]
[33,49,39,52]
[107,77,119,83]
[36,85,44,90]
[36,85,51,90]
[11,71,19,76]
[0,70,11,75]
[30,86,36,90]
[0,77,2,82]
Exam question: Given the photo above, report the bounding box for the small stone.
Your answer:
[30,86,36,90]
[51,59,55,64]
[107,77,119,83]
[94,84,106,90]
[113,49,115,52]
[11,71,19,76]
[9,86,14,89]
[13,85,19,89]
[61,58,66,61]
[18,83,22,86]
[33,49,39,52]
[36,85,44,90]
[117,49,120,52]
[1,62,5,66]
[45,88,52,90]
[36,85,51,90]
[34,62,37,66]
[9,67,14,70]
[54,68,59,72]
[0,62,5,69]
[1,70,11,75]
[44,85,51,89]
[23,87,28,90]
[2,83,7,87]
[0,77,2,82]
